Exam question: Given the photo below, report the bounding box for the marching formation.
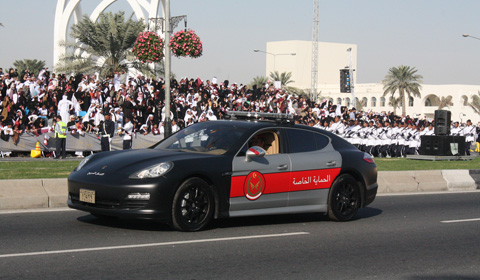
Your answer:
[316,117,478,157]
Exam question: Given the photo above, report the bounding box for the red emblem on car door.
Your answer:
[244,171,266,200]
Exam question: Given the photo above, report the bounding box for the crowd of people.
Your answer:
[0,66,479,157]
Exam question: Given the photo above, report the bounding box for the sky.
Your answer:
[1,0,480,86]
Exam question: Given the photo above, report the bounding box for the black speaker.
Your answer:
[420,135,465,156]
[434,110,451,135]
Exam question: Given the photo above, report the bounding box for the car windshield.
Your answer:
[153,122,248,155]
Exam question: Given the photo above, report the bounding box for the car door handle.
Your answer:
[326,161,336,167]
[277,164,288,171]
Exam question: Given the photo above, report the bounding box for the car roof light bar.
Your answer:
[226,111,295,122]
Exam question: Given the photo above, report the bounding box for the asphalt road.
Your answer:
[1,192,480,280]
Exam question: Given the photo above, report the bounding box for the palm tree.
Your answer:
[55,11,157,78]
[13,59,46,76]
[462,92,480,115]
[438,95,453,110]
[388,96,401,116]
[355,98,367,112]
[249,75,268,89]
[269,71,294,88]
[382,65,423,116]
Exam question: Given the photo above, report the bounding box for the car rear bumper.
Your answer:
[364,182,378,207]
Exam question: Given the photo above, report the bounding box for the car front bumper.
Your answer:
[67,177,175,220]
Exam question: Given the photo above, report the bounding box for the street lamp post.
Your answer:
[150,2,186,138]
[164,0,172,138]
[463,34,480,41]
[253,49,296,73]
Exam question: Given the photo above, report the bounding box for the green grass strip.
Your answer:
[0,157,478,179]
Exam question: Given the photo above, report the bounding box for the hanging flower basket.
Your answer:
[132,31,164,63]
[169,29,203,58]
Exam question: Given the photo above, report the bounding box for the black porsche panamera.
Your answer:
[68,112,377,231]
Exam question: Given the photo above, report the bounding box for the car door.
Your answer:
[229,129,291,217]
[284,128,342,209]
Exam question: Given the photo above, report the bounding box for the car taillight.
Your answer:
[363,153,375,164]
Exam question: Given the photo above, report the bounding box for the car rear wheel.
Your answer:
[171,178,214,231]
[328,174,361,221]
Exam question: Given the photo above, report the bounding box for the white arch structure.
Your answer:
[53,0,164,69]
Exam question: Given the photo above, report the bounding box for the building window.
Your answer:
[380,97,386,107]
[424,95,440,107]
[425,98,432,107]
[371,97,377,107]
[409,97,414,107]
[336,97,342,105]
[345,98,351,107]
[362,97,368,107]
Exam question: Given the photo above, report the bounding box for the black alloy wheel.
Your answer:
[328,174,361,221]
[171,178,214,231]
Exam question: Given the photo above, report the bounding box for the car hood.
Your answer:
[74,149,216,177]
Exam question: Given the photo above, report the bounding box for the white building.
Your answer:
[265,40,480,124]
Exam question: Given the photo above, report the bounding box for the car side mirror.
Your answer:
[245,146,266,162]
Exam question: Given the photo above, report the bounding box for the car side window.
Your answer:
[314,133,329,150]
[236,130,280,157]
[286,129,317,153]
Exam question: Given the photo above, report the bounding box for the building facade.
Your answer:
[266,40,480,124]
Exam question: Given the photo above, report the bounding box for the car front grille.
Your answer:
[70,193,148,210]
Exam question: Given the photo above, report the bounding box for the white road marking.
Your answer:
[441,218,480,224]
[0,232,309,258]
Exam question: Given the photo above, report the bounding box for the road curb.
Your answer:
[0,170,479,211]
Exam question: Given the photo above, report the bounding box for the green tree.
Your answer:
[382,65,423,116]
[13,59,46,77]
[462,91,480,115]
[388,96,401,116]
[249,75,268,89]
[55,11,159,78]
[269,71,294,87]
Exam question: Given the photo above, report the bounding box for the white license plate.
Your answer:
[79,189,95,204]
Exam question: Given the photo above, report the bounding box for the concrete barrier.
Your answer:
[377,170,448,193]
[442,170,477,191]
[411,170,448,192]
[0,179,49,210]
[469,170,480,189]
[0,170,478,210]
[42,178,68,207]
[377,171,418,193]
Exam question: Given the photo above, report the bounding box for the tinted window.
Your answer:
[154,122,247,155]
[314,133,329,150]
[286,129,317,153]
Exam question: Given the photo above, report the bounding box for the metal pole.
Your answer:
[164,0,172,137]
[347,48,355,108]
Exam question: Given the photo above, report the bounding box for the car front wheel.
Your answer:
[171,178,215,231]
[328,174,361,221]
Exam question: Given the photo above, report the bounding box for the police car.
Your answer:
[68,112,378,231]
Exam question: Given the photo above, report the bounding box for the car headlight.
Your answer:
[129,162,173,179]
[75,154,93,171]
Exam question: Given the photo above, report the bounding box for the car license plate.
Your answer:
[79,189,95,204]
